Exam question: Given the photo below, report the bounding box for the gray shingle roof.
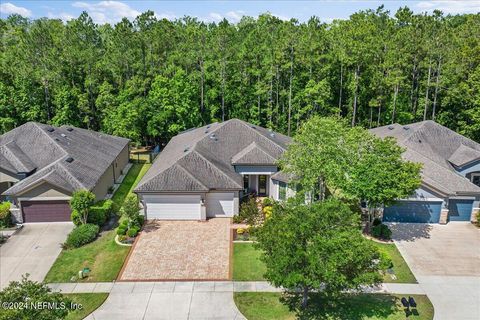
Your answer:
[370,120,480,196]
[135,119,291,192]
[1,122,130,196]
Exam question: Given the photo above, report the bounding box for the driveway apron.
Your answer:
[0,222,73,289]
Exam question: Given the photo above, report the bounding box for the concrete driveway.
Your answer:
[84,282,246,320]
[120,218,231,281]
[390,222,480,320]
[0,223,73,289]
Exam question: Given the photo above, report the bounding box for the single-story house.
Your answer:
[371,120,480,224]
[134,119,294,220]
[0,122,130,223]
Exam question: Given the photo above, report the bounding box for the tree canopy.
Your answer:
[280,116,422,206]
[1,8,479,143]
[255,199,383,309]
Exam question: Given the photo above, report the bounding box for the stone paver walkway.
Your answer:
[120,218,231,281]
[48,281,423,294]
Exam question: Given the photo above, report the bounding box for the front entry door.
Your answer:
[258,175,267,196]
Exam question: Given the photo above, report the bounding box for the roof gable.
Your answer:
[0,122,129,196]
[135,119,291,192]
[231,142,277,165]
[371,120,480,195]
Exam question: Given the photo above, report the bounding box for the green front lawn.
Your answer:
[45,163,150,283]
[233,243,267,281]
[64,293,108,320]
[44,229,130,282]
[372,242,417,283]
[111,163,151,207]
[234,292,434,320]
[233,241,416,284]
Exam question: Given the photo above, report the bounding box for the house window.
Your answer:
[279,182,287,201]
[472,173,480,187]
[243,175,249,191]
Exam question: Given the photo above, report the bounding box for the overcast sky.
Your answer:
[1,1,479,24]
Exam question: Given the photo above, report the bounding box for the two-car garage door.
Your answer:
[22,200,71,223]
[143,193,235,220]
[143,194,202,220]
[383,200,442,223]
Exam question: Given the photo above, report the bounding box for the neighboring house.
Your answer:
[0,122,130,223]
[371,120,480,224]
[134,119,293,220]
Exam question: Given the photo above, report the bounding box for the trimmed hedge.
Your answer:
[127,227,139,237]
[117,226,127,235]
[0,202,12,228]
[65,224,99,248]
[371,223,392,240]
[88,199,116,226]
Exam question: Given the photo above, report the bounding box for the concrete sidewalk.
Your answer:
[48,280,423,294]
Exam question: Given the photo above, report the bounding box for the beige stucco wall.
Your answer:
[0,169,18,184]
[113,144,129,182]
[91,146,130,200]
[91,163,115,200]
[16,182,71,200]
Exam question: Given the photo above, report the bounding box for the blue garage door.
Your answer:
[448,199,473,222]
[383,201,442,223]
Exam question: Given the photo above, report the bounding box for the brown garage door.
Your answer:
[22,200,71,222]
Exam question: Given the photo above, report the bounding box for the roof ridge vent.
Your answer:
[270,133,275,137]
[184,146,190,152]
[403,126,410,130]
[251,125,256,129]
[47,127,55,132]
[388,126,394,130]
[66,127,74,132]
[65,157,74,163]
[61,133,67,137]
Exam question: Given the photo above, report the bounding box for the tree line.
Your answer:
[1,6,479,144]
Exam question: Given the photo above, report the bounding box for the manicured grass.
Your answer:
[111,163,151,208]
[45,163,150,283]
[44,229,130,282]
[234,292,434,320]
[233,241,416,284]
[64,293,108,320]
[372,241,417,283]
[233,243,267,281]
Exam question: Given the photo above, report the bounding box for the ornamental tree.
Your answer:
[121,194,140,222]
[69,190,95,225]
[280,116,421,214]
[0,275,72,320]
[255,199,383,309]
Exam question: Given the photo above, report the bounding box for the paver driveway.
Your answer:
[390,222,480,320]
[120,218,231,280]
[0,222,73,289]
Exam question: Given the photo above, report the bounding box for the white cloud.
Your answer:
[155,12,176,20]
[47,12,76,22]
[225,10,245,22]
[0,2,32,17]
[416,1,480,14]
[72,1,140,23]
[209,12,223,22]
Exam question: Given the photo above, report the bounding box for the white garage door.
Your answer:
[143,194,201,220]
[206,192,234,218]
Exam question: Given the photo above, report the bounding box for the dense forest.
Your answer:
[1,6,479,144]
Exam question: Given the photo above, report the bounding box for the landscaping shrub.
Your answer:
[237,196,262,226]
[476,211,480,227]
[117,226,127,236]
[262,197,273,207]
[65,224,99,248]
[126,227,139,237]
[0,202,12,228]
[372,217,382,226]
[87,208,106,226]
[378,251,393,270]
[70,210,82,226]
[371,223,392,240]
[263,206,273,220]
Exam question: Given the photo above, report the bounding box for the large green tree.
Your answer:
[0,9,478,142]
[255,199,383,309]
[280,116,421,210]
